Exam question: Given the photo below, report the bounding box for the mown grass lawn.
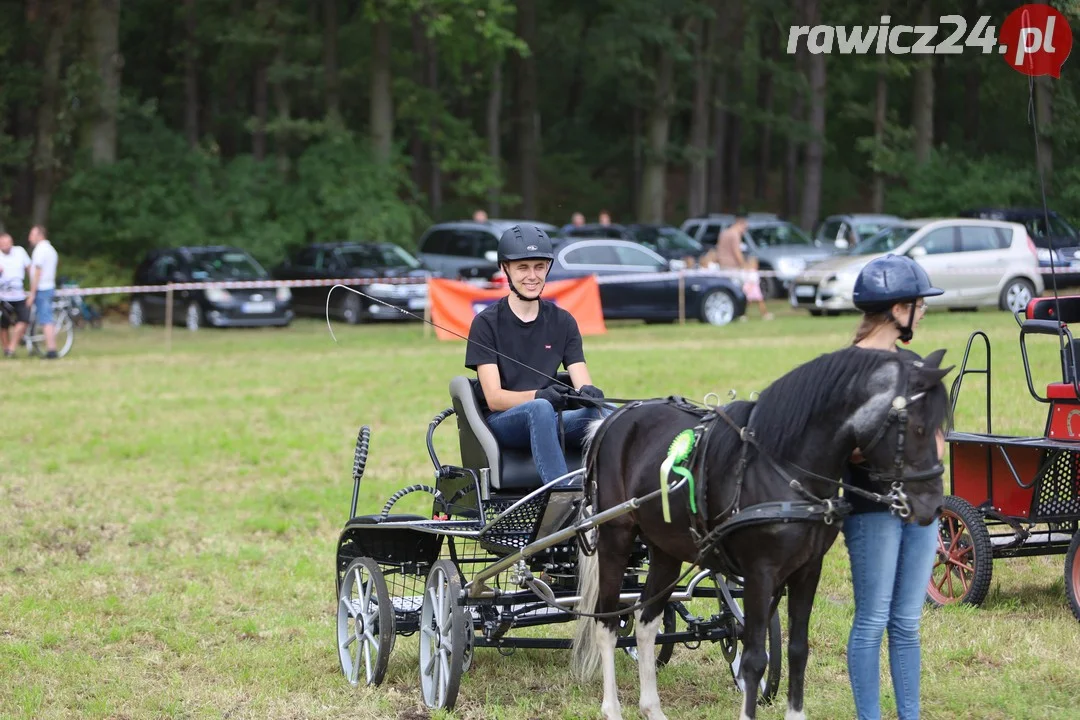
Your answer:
[2,302,1079,719]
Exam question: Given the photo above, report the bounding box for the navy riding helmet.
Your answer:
[852,254,943,313]
[497,224,555,301]
[852,254,944,343]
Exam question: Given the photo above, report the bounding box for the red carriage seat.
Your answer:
[1026,296,1080,402]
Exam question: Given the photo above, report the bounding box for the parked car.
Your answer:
[679,214,839,298]
[789,218,1044,315]
[557,223,705,262]
[494,238,746,325]
[959,207,1080,287]
[272,241,432,324]
[814,213,904,250]
[129,246,293,331]
[417,219,560,281]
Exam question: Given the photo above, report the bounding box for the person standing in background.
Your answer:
[0,226,32,357]
[28,225,59,359]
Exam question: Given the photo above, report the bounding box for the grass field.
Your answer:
[3,301,1080,720]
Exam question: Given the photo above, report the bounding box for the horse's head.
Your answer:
[850,348,954,526]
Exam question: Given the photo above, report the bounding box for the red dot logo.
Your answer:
[1000,4,1073,77]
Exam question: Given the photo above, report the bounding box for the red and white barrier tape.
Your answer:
[52,275,429,298]
[39,262,1051,298]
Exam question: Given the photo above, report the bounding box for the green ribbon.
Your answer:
[659,429,697,523]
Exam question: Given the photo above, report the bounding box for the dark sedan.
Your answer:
[273,241,432,323]
[558,223,705,262]
[129,246,293,331]
[495,238,745,325]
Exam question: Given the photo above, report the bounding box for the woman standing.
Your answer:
[844,254,947,720]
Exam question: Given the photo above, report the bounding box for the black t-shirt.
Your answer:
[464,297,586,413]
[845,346,922,514]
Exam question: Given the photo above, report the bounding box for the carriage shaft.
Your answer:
[464,478,688,598]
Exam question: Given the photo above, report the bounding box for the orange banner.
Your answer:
[428,276,607,341]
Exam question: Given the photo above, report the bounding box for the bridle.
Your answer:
[701,361,944,524]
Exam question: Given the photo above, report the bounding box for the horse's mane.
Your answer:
[744,346,912,459]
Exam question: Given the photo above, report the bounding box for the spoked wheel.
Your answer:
[927,495,993,607]
[337,557,395,687]
[620,603,677,667]
[27,307,74,358]
[419,559,468,710]
[1064,532,1080,623]
[716,574,782,705]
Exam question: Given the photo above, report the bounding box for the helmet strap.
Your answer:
[893,303,917,345]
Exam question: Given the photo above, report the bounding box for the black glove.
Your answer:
[536,384,573,411]
[578,384,605,399]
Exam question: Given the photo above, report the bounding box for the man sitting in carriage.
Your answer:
[464,224,609,484]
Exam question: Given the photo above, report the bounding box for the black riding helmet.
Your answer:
[853,254,944,343]
[498,224,555,301]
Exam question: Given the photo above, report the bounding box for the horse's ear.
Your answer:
[911,362,954,391]
[920,348,948,368]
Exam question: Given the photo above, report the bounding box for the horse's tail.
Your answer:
[570,510,601,682]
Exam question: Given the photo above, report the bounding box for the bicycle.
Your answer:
[0,295,75,358]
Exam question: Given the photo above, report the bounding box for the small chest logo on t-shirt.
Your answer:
[544,344,552,350]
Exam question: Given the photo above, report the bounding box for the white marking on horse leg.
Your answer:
[635,612,667,720]
[597,623,623,720]
[739,693,754,720]
[785,707,807,720]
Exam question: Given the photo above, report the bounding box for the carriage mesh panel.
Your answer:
[479,495,548,552]
[383,566,426,617]
[1032,450,1080,520]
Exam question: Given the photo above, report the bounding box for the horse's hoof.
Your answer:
[639,706,668,720]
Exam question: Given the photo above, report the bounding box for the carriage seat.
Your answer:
[448,375,584,492]
[1047,382,1079,400]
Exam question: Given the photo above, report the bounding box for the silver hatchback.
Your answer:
[790,218,1045,315]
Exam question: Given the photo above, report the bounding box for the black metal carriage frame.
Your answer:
[333,377,783,711]
[935,296,1080,618]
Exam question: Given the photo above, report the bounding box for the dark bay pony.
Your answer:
[571,346,953,720]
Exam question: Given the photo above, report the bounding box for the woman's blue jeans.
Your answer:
[843,510,939,720]
[486,400,608,483]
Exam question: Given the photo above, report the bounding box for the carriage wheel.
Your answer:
[716,574,782,705]
[419,559,468,710]
[1064,532,1080,623]
[926,496,993,608]
[337,557,395,687]
[620,603,677,668]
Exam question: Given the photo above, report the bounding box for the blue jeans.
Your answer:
[486,400,609,483]
[843,511,939,720]
[34,288,54,325]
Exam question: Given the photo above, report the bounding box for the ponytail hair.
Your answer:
[853,311,892,345]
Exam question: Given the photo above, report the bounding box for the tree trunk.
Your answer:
[370,12,394,164]
[515,0,538,218]
[754,19,777,202]
[911,3,934,165]
[640,42,675,224]
[706,0,732,213]
[83,0,122,165]
[14,0,42,217]
[324,0,342,128]
[272,45,291,176]
[1036,75,1054,192]
[798,0,825,232]
[871,64,888,212]
[563,11,594,121]
[783,0,806,220]
[427,34,441,215]
[724,0,745,212]
[487,58,503,215]
[630,105,641,218]
[183,0,199,148]
[32,0,72,226]
[253,62,268,161]
[409,14,428,194]
[687,16,711,218]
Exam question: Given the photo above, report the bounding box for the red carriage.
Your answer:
[930,295,1080,620]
